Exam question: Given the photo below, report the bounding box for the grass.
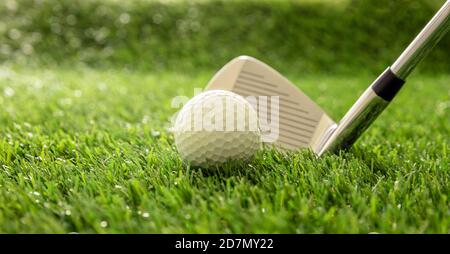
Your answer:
[1,0,449,73]
[0,64,448,233]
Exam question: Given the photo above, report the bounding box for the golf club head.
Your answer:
[206,56,336,153]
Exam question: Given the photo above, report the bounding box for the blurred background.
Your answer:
[1,0,449,74]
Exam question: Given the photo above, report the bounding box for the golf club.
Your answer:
[206,0,450,156]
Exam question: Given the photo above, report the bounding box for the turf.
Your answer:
[0,65,448,233]
[0,0,449,233]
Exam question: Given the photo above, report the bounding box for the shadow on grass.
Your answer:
[187,152,270,184]
[185,147,321,187]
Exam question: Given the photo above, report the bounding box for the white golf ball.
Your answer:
[173,90,261,167]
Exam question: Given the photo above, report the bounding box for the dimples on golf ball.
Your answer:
[173,90,261,167]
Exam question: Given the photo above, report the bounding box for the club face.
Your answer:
[206,56,336,153]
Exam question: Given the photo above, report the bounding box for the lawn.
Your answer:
[0,0,449,233]
[0,65,448,233]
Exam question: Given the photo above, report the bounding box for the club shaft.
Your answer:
[318,1,450,156]
[391,0,450,80]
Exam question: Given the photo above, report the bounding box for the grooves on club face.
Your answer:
[206,56,336,154]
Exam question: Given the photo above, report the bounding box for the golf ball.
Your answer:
[173,90,261,167]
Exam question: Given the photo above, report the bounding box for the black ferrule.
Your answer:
[371,68,405,102]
